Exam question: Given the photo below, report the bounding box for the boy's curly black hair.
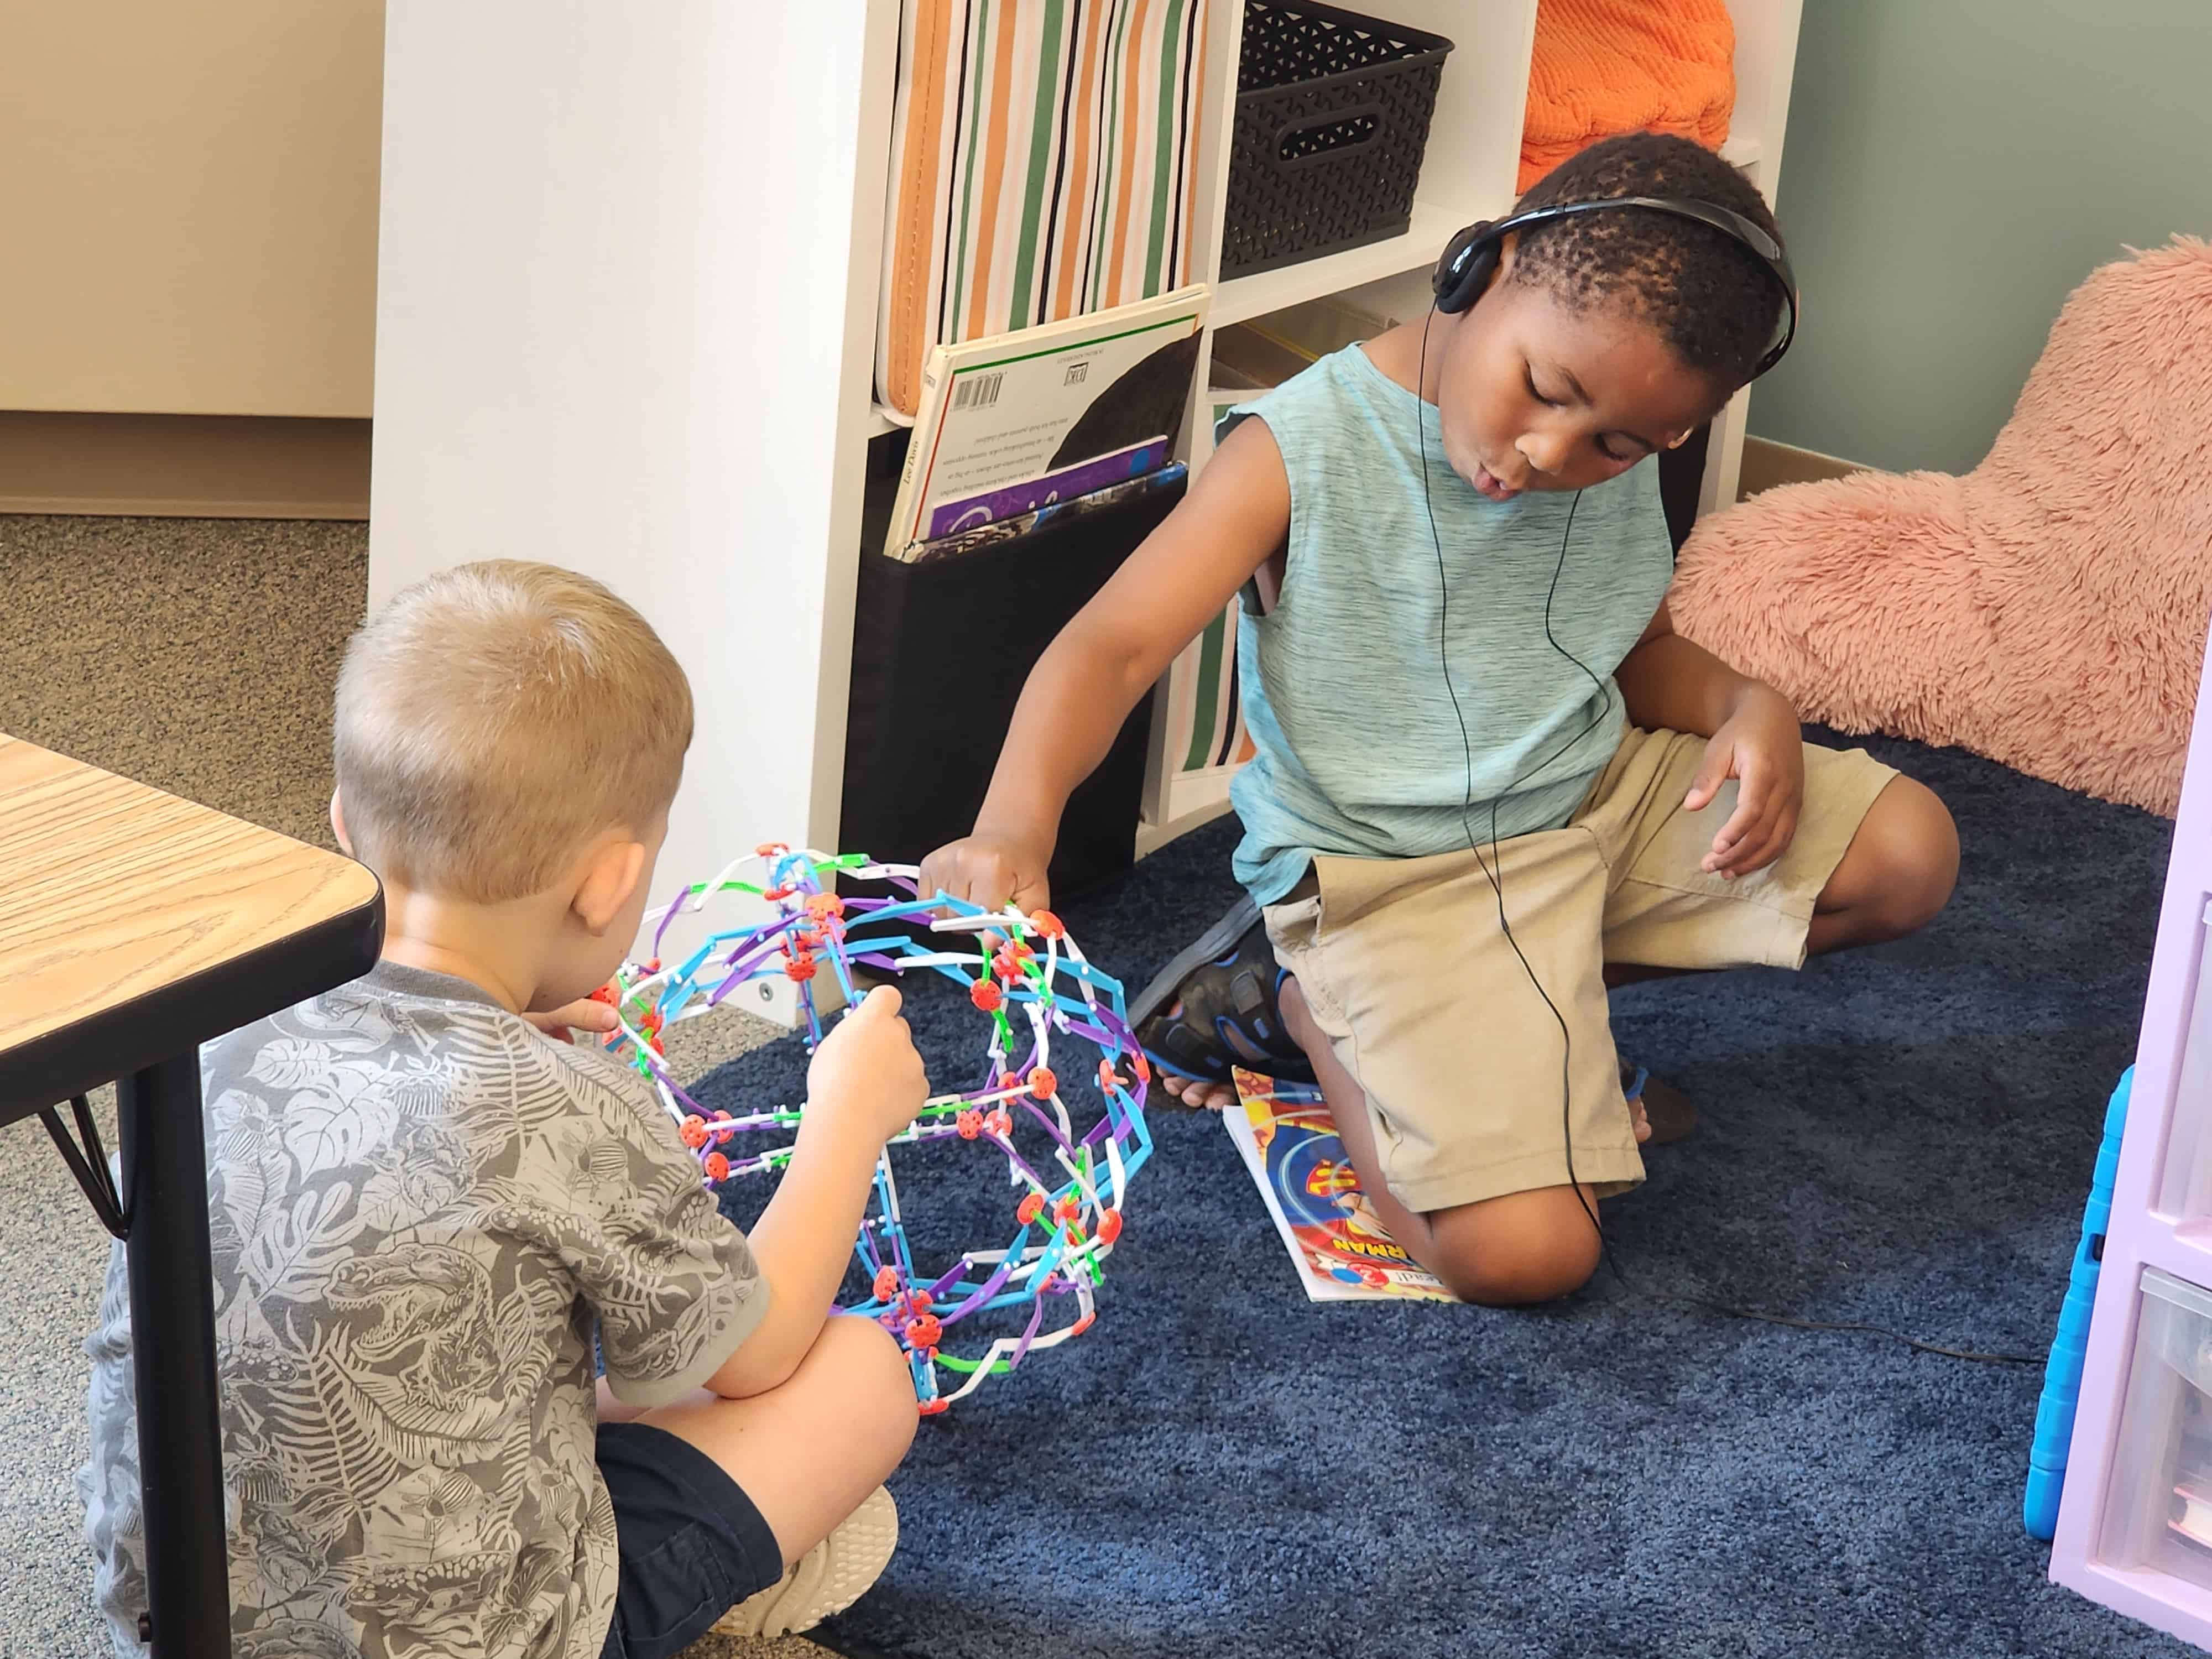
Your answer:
[1507,131,1787,389]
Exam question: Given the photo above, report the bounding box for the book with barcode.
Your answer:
[883,284,1208,560]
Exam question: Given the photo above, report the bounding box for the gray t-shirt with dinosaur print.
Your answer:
[79,959,768,1659]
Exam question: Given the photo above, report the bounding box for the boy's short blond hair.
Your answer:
[335,560,692,902]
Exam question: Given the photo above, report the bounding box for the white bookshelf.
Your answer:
[368,0,1803,1006]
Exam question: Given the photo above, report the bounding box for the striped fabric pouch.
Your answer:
[877,0,1213,420]
[1172,601,1257,778]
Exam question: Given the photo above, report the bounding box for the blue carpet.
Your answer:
[693,734,2196,1659]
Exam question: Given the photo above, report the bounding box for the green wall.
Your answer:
[1749,0,2212,476]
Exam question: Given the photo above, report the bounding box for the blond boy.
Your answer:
[81,561,924,1659]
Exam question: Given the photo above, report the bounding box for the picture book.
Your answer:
[925,436,1171,541]
[884,284,1208,559]
[907,463,1187,566]
[1223,1068,1451,1303]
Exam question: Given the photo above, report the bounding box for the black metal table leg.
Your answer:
[117,1050,232,1659]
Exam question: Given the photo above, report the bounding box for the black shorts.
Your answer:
[597,1422,784,1659]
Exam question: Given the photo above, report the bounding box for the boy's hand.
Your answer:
[523,997,622,1044]
[919,832,1053,916]
[805,985,928,1147]
[1684,685,1804,878]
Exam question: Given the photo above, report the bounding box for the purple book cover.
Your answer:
[925,437,1170,541]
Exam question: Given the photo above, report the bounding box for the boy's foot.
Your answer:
[1624,1063,1697,1145]
[712,1485,898,1640]
[1130,895,1314,1110]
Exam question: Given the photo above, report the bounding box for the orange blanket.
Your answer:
[1519,0,1736,193]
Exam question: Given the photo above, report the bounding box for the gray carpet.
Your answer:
[0,514,806,1658]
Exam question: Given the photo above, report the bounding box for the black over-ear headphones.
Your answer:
[1431,196,1799,380]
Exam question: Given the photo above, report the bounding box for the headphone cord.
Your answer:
[1410,310,2036,1368]
[1416,310,1611,1254]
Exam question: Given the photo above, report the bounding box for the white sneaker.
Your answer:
[713,1485,898,1639]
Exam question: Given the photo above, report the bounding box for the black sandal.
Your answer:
[1130,895,1317,1087]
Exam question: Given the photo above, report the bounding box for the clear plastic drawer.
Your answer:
[2098,1267,2212,1587]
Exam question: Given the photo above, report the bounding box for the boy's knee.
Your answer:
[820,1316,919,1465]
[1868,776,1959,933]
[1828,776,1958,942]
[1427,1187,1603,1306]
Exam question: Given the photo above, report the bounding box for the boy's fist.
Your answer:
[806,985,928,1146]
[919,832,1052,915]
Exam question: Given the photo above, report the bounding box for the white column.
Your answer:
[371,0,896,1015]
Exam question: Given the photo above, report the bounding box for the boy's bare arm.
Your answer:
[1614,599,1779,737]
[704,988,927,1398]
[922,418,1293,912]
[703,1127,881,1398]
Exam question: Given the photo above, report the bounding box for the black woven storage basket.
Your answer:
[1220,1,1454,278]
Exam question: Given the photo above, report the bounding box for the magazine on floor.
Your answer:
[1224,1068,1451,1303]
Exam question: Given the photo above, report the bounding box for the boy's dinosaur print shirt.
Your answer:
[79,959,767,1659]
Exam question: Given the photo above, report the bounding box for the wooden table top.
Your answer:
[0,732,383,1121]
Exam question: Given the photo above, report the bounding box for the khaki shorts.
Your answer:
[1265,724,1899,1213]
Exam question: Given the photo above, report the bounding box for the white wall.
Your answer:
[369,0,895,1013]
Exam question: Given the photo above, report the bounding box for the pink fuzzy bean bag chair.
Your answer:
[1673,237,2212,816]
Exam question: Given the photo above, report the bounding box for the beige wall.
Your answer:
[0,1,384,418]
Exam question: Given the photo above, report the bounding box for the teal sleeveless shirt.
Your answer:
[1225,345,1675,905]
